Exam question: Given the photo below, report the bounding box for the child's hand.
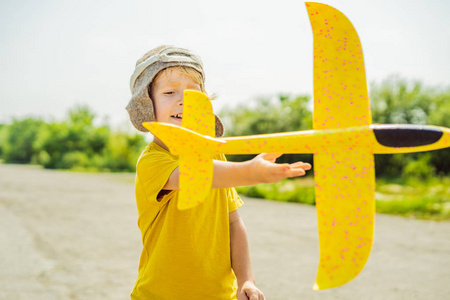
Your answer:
[248,153,311,184]
[237,281,265,300]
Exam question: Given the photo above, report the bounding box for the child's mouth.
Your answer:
[171,114,183,120]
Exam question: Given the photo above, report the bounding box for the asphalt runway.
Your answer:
[1,164,449,299]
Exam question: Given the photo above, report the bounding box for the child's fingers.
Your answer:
[290,161,312,170]
[277,163,306,177]
[289,167,306,177]
[260,158,310,182]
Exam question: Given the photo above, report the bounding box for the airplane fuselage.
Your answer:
[219,124,450,155]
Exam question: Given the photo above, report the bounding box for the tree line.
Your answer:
[221,75,450,178]
[1,75,449,177]
[0,106,146,172]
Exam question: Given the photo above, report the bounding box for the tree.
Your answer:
[220,76,450,177]
[34,105,110,169]
[2,118,44,163]
[220,94,313,165]
[370,75,450,177]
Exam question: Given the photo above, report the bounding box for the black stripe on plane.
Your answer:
[372,124,443,147]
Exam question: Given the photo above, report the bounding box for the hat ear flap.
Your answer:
[214,115,224,137]
[126,88,155,132]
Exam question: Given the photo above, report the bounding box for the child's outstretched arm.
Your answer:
[162,153,311,190]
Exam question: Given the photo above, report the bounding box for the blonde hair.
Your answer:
[149,66,216,100]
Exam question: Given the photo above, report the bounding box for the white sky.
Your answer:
[1,0,450,128]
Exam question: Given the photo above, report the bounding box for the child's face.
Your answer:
[151,68,201,126]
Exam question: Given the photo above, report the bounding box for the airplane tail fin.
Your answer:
[143,122,225,210]
[144,90,221,210]
[181,90,217,137]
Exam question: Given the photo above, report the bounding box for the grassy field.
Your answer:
[236,176,450,221]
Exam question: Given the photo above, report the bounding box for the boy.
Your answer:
[127,45,311,299]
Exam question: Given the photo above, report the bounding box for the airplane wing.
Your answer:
[313,150,375,289]
[306,2,376,289]
[308,2,372,130]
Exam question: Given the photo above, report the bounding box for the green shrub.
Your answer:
[59,151,90,169]
[31,106,114,170]
[99,132,146,172]
[403,153,435,179]
[33,122,70,168]
[0,124,8,158]
[2,118,44,163]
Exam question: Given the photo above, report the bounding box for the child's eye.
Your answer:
[164,91,175,95]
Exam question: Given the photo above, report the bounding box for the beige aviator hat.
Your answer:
[126,45,224,137]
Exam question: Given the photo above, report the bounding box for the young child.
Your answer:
[126,45,311,300]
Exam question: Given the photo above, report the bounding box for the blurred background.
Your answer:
[1,0,449,219]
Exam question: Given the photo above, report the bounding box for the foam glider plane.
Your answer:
[143,2,450,290]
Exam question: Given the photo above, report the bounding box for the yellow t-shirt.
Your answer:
[131,142,243,300]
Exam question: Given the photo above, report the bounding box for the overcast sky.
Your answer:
[1,0,450,128]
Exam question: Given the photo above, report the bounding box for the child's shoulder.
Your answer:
[143,142,173,156]
[137,142,178,168]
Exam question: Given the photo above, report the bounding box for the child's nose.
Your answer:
[177,94,184,105]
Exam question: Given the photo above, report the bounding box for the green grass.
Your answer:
[236,176,450,221]
[236,177,316,205]
[375,177,450,220]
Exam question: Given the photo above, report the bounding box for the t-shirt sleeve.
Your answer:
[136,148,179,204]
[227,187,244,213]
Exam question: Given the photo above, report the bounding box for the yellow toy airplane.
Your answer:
[143,2,450,291]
